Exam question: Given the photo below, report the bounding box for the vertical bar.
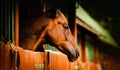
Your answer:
[2,0,5,42]
[14,0,19,46]
[81,31,87,62]
[94,39,98,62]
[0,1,1,39]
[8,0,11,42]
[4,0,11,43]
[68,0,76,36]
[67,0,78,43]
[5,0,8,42]
[0,44,5,70]
[0,0,3,40]
[9,0,14,43]
[67,1,79,70]
[12,0,15,44]
[14,50,18,70]
[43,0,46,12]
[5,44,13,70]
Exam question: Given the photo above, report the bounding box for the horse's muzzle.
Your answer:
[57,41,80,62]
[68,49,80,62]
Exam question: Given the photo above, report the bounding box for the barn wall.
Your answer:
[77,28,120,70]
[98,45,120,70]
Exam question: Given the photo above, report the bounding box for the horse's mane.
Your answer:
[25,10,57,25]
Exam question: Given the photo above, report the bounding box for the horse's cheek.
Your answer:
[47,29,58,42]
[47,28,64,45]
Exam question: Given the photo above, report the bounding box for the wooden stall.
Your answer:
[0,44,45,70]
[0,43,102,70]
[46,50,69,70]
[0,44,12,70]
[16,47,45,70]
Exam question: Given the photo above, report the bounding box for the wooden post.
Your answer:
[68,0,77,40]
[43,0,46,12]
[81,31,87,62]
[67,1,79,70]
[94,39,98,62]
[14,0,19,46]
[0,0,4,40]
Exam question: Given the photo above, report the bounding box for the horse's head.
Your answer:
[20,10,79,62]
[45,10,80,61]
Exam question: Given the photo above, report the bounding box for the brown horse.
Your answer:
[19,10,79,62]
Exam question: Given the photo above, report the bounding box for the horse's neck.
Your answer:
[19,15,51,50]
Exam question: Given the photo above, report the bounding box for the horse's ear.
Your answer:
[46,9,56,18]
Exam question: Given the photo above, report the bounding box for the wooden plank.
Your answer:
[69,59,79,70]
[25,50,34,70]
[89,62,97,70]
[17,47,24,70]
[49,52,55,70]
[0,43,5,70]
[80,62,98,70]
[17,47,45,70]
[29,51,34,70]
[78,61,84,70]
[0,45,45,70]
[48,51,58,70]
[57,53,69,70]
[47,51,69,70]
[34,52,45,70]
[44,51,49,70]
[5,44,12,70]
[19,50,34,70]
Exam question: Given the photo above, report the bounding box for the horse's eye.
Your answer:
[58,22,61,24]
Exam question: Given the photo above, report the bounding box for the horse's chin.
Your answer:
[67,51,79,62]
[68,55,76,62]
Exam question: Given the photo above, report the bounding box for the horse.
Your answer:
[19,10,80,62]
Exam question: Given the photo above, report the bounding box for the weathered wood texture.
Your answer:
[0,44,12,70]
[0,44,102,70]
[17,47,45,70]
[2,44,120,70]
[0,44,45,70]
[46,51,69,70]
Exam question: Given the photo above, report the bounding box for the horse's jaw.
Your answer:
[57,41,80,62]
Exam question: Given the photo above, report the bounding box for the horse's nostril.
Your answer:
[76,50,80,58]
[78,52,80,57]
[67,50,80,62]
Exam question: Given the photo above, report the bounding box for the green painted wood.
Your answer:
[76,4,118,47]
[87,40,94,61]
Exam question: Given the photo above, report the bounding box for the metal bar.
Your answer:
[8,0,10,41]
[11,0,15,44]
[5,0,8,43]
[0,0,4,41]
